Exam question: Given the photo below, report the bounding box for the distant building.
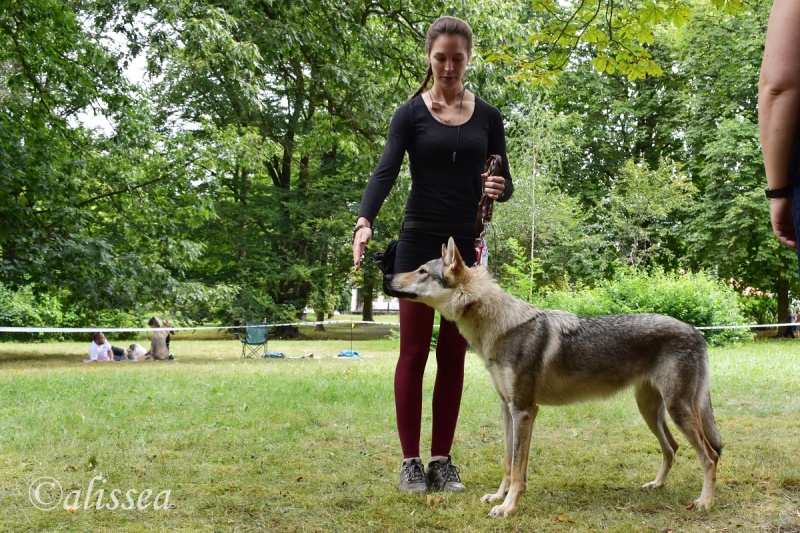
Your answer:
[351,288,399,314]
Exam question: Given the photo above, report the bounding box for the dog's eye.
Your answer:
[418,268,427,275]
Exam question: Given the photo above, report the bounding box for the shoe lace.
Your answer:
[404,462,426,484]
[440,462,462,483]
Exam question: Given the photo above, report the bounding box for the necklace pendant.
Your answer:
[431,101,441,110]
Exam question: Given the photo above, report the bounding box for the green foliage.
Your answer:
[0,0,790,336]
[602,157,697,269]
[0,283,150,341]
[488,0,744,84]
[737,293,777,328]
[535,269,752,346]
[222,288,297,327]
[0,284,51,341]
[497,237,544,302]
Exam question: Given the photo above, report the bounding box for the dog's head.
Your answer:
[384,237,472,315]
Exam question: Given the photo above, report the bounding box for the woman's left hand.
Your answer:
[482,173,505,199]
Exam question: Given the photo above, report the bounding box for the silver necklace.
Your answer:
[429,88,465,162]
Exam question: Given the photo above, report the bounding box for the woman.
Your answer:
[352,16,513,493]
[143,316,171,360]
[760,0,800,267]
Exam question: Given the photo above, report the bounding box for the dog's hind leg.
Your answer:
[487,403,538,518]
[664,388,720,510]
[635,381,679,490]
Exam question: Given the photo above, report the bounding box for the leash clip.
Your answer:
[474,223,488,267]
[474,155,501,268]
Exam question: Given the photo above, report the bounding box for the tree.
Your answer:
[486,0,745,84]
[0,0,211,316]
[671,0,797,324]
[601,158,696,269]
[97,0,447,322]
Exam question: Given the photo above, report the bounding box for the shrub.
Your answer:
[0,284,47,341]
[534,269,752,346]
[737,293,776,327]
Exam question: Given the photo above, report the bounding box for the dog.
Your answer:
[125,343,148,361]
[385,237,721,518]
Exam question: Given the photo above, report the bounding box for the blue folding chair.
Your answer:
[235,323,269,358]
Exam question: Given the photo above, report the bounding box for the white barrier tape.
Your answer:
[0,320,401,334]
[694,322,793,331]
[0,320,791,334]
[0,326,235,333]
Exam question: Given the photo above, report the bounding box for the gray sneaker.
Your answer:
[426,456,466,492]
[398,458,428,493]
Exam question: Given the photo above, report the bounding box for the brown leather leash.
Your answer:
[474,154,502,266]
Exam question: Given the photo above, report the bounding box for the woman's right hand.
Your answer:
[352,219,372,270]
[770,197,797,251]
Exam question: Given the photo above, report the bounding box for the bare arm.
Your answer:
[352,217,373,271]
[759,0,800,250]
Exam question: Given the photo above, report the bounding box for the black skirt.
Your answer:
[394,221,478,273]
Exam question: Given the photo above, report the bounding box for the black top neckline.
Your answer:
[416,93,476,128]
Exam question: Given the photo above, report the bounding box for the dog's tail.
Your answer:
[701,389,723,458]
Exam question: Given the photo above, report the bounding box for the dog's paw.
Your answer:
[481,492,504,504]
[686,496,713,511]
[641,480,664,490]
[487,503,516,518]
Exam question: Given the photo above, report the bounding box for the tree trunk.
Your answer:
[776,277,790,338]
[362,270,375,322]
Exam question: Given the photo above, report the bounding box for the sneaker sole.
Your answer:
[397,485,428,494]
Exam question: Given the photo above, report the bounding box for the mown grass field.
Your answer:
[0,324,799,532]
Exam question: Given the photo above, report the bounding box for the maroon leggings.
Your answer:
[395,299,468,459]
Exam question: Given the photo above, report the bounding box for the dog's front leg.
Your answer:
[488,403,538,518]
[481,399,513,504]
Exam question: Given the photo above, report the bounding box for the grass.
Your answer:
[0,329,799,532]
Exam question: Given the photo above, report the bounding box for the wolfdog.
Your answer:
[385,237,721,518]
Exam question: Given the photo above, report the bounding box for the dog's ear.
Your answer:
[442,237,465,272]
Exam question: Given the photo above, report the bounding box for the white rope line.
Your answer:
[694,322,793,331]
[0,320,793,333]
[0,320,401,333]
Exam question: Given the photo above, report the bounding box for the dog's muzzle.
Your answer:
[383,274,418,300]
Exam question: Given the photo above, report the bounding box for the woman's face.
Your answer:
[428,33,471,89]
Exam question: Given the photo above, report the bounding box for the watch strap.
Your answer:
[765,185,794,199]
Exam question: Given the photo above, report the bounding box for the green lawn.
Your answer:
[0,332,798,532]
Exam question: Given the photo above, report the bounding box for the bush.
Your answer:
[737,293,776,327]
[534,269,752,346]
[0,284,48,341]
[0,283,157,342]
[219,289,297,329]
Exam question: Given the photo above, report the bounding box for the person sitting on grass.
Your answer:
[87,332,126,362]
[162,318,176,358]
[142,316,172,360]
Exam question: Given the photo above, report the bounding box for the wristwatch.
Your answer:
[765,185,793,198]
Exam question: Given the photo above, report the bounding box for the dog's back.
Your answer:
[491,311,707,405]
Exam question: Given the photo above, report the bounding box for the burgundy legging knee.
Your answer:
[395,299,468,459]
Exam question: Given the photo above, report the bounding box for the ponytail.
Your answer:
[411,65,433,99]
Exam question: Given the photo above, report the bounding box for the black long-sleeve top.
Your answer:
[358,95,513,227]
